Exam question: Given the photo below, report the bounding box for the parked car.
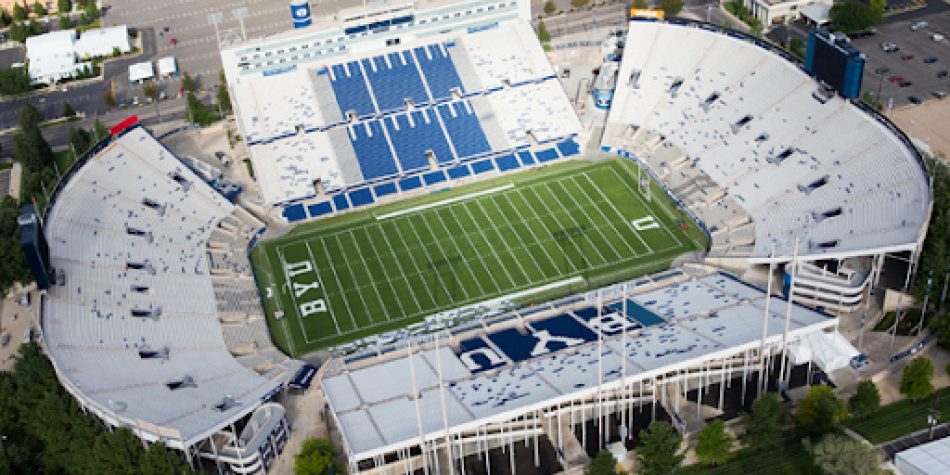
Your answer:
[901,54,915,61]
[908,96,922,104]
[911,21,928,31]
[938,70,949,78]
[170,38,178,46]
[889,75,905,84]
[881,42,899,52]
[934,33,946,41]
[899,80,913,87]
[924,56,939,64]
[214,151,232,166]
[934,90,947,99]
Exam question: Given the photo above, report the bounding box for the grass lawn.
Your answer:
[845,386,950,444]
[680,434,819,475]
[252,158,708,356]
[873,308,928,335]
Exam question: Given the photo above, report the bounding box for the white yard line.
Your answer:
[564,176,640,256]
[500,191,568,277]
[580,172,655,254]
[310,240,361,332]
[351,229,414,317]
[334,233,394,324]
[375,184,515,220]
[549,180,627,260]
[608,167,684,248]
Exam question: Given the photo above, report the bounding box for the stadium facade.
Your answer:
[30,0,933,473]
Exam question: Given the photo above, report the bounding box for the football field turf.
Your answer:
[252,159,708,356]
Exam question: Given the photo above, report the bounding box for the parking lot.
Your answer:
[851,10,950,108]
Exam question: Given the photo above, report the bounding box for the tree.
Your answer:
[92,118,108,142]
[0,197,32,291]
[740,393,786,450]
[749,17,763,37]
[58,14,70,29]
[27,19,42,36]
[181,71,197,93]
[62,101,76,118]
[537,19,551,43]
[12,104,54,172]
[695,419,733,466]
[795,385,846,437]
[143,81,158,102]
[9,22,29,42]
[661,0,684,18]
[102,90,116,108]
[0,8,11,27]
[33,1,46,16]
[633,0,649,8]
[789,36,805,59]
[82,0,98,19]
[829,1,880,34]
[900,357,934,402]
[68,126,91,155]
[848,380,881,419]
[58,0,72,14]
[544,0,555,14]
[637,421,684,475]
[216,70,231,113]
[294,437,340,475]
[13,3,26,21]
[112,46,121,57]
[587,450,617,475]
[808,433,886,475]
[571,0,589,9]
[186,92,218,126]
[0,66,32,94]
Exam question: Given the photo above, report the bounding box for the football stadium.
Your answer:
[27,0,933,472]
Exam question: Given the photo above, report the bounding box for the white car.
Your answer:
[933,33,945,42]
[911,21,928,31]
[881,42,898,52]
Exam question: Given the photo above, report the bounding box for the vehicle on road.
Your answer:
[911,21,928,31]
[170,38,178,46]
[934,90,947,99]
[889,75,905,84]
[934,33,946,41]
[901,54,915,61]
[924,56,938,64]
[214,151,232,166]
[908,96,922,104]
[881,42,899,52]
[899,80,913,87]
[938,70,949,78]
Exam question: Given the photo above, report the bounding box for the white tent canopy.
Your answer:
[801,3,831,26]
[129,61,154,82]
[157,56,177,77]
[790,331,859,371]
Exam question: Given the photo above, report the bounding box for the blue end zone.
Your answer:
[456,337,505,372]
[608,299,666,327]
[528,314,596,342]
[535,148,559,163]
[495,154,521,171]
[282,204,306,222]
[307,201,333,217]
[486,329,536,362]
[348,188,374,207]
[471,159,494,174]
[332,194,350,211]
[517,150,535,165]
[447,165,471,179]
[422,170,447,185]
[556,139,580,157]
[374,182,398,197]
[572,307,599,321]
[398,175,423,191]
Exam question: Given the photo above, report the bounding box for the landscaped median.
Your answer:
[844,386,950,444]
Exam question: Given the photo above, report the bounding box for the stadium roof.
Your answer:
[74,25,131,59]
[895,435,950,475]
[41,126,289,447]
[604,21,931,262]
[322,271,837,460]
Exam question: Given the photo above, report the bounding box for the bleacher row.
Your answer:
[281,137,580,222]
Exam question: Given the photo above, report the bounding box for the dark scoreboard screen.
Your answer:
[810,37,849,93]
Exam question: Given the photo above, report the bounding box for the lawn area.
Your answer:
[873,308,928,335]
[845,386,950,444]
[680,434,819,475]
[252,158,708,356]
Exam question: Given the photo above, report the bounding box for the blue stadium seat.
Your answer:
[528,314,597,342]
[535,148,559,163]
[363,52,429,111]
[517,150,535,165]
[385,110,454,171]
[282,204,306,222]
[328,62,376,117]
[349,121,400,180]
[333,194,350,211]
[556,139,580,157]
[398,175,422,191]
[422,170,447,185]
[494,154,521,171]
[471,159,494,174]
[307,201,333,217]
[446,165,471,179]
[348,188,374,207]
[437,101,492,159]
[414,44,464,100]
[374,182,398,198]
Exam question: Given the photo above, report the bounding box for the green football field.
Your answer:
[252,159,708,356]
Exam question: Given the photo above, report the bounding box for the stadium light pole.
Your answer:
[874,66,889,101]
[207,12,224,50]
[232,7,249,41]
[778,238,800,391]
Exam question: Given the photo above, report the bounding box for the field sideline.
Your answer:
[252,158,708,356]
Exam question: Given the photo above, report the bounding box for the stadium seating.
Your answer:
[414,43,464,100]
[362,52,429,111]
[348,120,400,180]
[437,101,492,159]
[329,61,376,118]
[384,109,455,171]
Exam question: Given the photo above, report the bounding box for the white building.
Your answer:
[74,25,131,60]
[742,0,832,31]
[25,26,131,84]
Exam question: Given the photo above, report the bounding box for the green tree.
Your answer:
[749,17,763,37]
[537,19,551,43]
[544,0,555,14]
[633,0,649,8]
[33,1,46,16]
[216,70,232,113]
[0,66,32,94]
[661,0,684,18]
[695,419,733,466]
[869,0,886,23]
[186,92,218,126]
[587,450,617,475]
[0,8,11,27]
[294,437,340,475]
[0,197,32,291]
[795,385,846,437]
[143,81,158,102]
[12,104,54,172]
[62,101,76,118]
[848,380,881,419]
[808,433,886,475]
[13,3,27,21]
[27,18,42,35]
[789,36,805,59]
[58,0,72,13]
[68,126,91,155]
[58,14,70,29]
[92,118,107,142]
[571,0,589,9]
[82,0,98,18]
[102,90,116,108]
[829,1,879,34]
[637,421,684,475]
[900,357,934,402]
[9,21,30,42]
[181,71,197,93]
[112,46,121,57]
[741,393,786,450]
